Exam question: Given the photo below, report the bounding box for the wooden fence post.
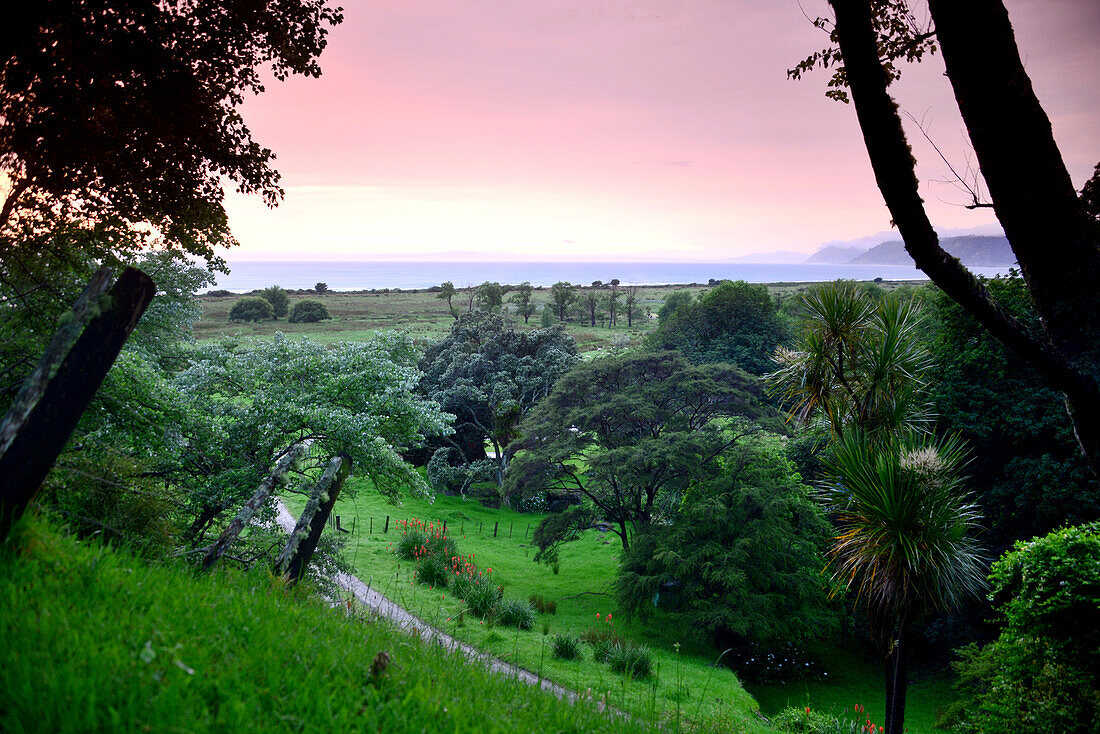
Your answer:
[275,454,352,584]
[493,521,498,538]
[201,442,307,570]
[384,515,390,533]
[0,267,155,541]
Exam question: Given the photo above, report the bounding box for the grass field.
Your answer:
[285,478,954,733]
[194,280,922,351]
[0,519,648,734]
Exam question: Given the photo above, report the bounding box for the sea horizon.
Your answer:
[205,260,1015,293]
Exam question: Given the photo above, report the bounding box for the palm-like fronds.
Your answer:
[818,431,987,638]
[766,282,932,439]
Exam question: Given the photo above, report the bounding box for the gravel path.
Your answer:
[274,501,584,704]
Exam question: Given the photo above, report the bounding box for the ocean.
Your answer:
[207,261,1013,293]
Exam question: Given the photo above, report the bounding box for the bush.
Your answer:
[528,593,557,615]
[289,299,330,323]
[941,522,1100,734]
[551,634,583,661]
[454,572,501,618]
[605,643,653,679]
[497,598,535,630]
[228,297,273,322]
[260,285,288,318]
[395,528,428,560]
[414,555,451,589]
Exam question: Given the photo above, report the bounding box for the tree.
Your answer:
[507,351,771,551]
[260,285,289,319]
[475,281,504,312]
[419,311,579,507]
[767,281,931,439]
[509,282,537,324]
[819,431,986,734]
[549,281,576,322]
[580,288,600,327]
[289,299,330,323]
[794,0,1100,472]
[0,1,343,268]
[926,276,1099,553]
[436,281,459,319]
[624,285,642,327]
[606,279,622,326]
[314,282,329,294]
[229,297,274,322]
[657,290,693,326]
[617,433,836,649]
[174,333,449,542]
[648,280,789,375]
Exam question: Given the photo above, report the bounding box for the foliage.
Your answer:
[455,571,502,619]
[436,281,459,318]
[314,282,329,294]
[657,290,694,325]
[228,296,274,322]
[768,281,931,439]
[773,705,882,734]
[259,285,289,318]
[509,350,772,551]
[0,1,343,266]
[415,554,452,589]
[819,432,986,638]
[509,282,537,323]
[605,643,654,679]
[289,299,331,323]
[475,281,504,312]
[395,527,429,561]
[549,281,576,321]
[647,280,789,375]
[420,311,579,505]
[497,598,536,630]
[787,0,937,103]
[171,333,449,542]
[926,276,1099,552]
[617,434,835,647]
[941,523,1100,734]
[551,633,584,661]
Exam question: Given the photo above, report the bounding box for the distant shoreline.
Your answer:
[203,260,1013,294]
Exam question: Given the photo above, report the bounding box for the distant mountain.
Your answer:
[806,246,866,264]
[848,235,1016,266]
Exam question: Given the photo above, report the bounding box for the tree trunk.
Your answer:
[201,442,307,570]
[884,621,910,734]
[0,267,155,540]
[275,454,351,584]
[924,0,1100,472]
[826,0,1100,472]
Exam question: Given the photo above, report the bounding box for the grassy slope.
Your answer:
[286,481,765,733]
[0,520,650,734]
[292,480,953,733]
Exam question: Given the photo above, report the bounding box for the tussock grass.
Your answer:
[0,520,647,734]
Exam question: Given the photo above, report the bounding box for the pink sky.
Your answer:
[222,0,1099,262]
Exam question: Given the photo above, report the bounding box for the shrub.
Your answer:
[605,643,653,679]
[228,297,273,322]
[497,598,535,630]
[260,285,289,318]
[462,576,501,618]
[414,555,450,589]
[289,299,330,323]
[314,282,329,294]
[941,522,1100,734]
[395,528,428,560]
[551,633,583,661]
[528,593,557,615]
[425,532,458,561]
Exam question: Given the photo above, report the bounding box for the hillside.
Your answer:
[834,235,1016,266]
[0,520,648,734]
